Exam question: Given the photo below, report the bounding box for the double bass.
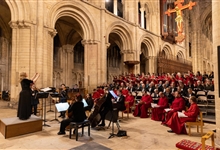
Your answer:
[88,94,107,128]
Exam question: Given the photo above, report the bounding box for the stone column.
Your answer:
[212,1,220,146]
[113,0,118,15]
[148,56,157,74]
[82,40,99,92]
[43,28,57,88]
[140,7,145,28]
[63,45,74,87]
[9,21,37,101]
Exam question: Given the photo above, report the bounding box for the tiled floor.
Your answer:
[0,100,216,150]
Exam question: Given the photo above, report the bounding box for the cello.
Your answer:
[88,94,107,128]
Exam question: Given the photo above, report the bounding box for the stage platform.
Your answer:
[0,115,42,139]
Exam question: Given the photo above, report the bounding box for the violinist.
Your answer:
[57,94,86,135]
[59,84,68,118]
[31,84,39,115]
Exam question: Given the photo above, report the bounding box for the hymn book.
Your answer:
[164,108,172,112]
[177,112,188,118]
[151,103,159,108]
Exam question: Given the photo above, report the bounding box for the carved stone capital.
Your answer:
[9,20,34,29]
[62,44,74,53]
[81,39,99,46]
[139,7,145,12]
[47,28,57,38]
[106,43,111,48]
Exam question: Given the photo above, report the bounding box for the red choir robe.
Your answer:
[92,91,100,103]
[162,97,185,124]
[133,95,152,118]
[151,96,169,121]
[166,103,199,134]
[97,89,104,96]
[125,95,134,108]
[122,89,129,97]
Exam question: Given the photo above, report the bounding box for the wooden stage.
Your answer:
[0,115,42,139]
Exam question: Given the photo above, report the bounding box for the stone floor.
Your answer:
[0,100,217,150]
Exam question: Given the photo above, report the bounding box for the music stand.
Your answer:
[50,93,60,123]
[105,108,120,139]
[36,92,50,127]
[47,87,56,112]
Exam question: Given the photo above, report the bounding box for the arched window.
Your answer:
[74,41,84,64]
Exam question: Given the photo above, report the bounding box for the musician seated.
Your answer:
[98,90,113,127]
[151,92,169,121]
[57,94,86,135]
[133,90,152,118]
[166,96,199,134]
[84,93,94,112]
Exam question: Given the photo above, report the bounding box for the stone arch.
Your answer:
[176,51,185,63]
[48,1,98,41]
[5,0,31,21]
[138,34,156,56]
[72,72,77,83]
[161,44,173,58]
[106,21,133,50]
[207,63,211,72]
[0,12,11,40]
[177,51,185,59]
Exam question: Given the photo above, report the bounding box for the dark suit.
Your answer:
[146,86,155,95]
[59,101,86,133]
[84,97,94,111]
[184,93,196,108]
[99,93,113,125]
[115,95,126,111]
[164,92,174,104]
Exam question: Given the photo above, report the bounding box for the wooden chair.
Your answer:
[176,131,216,150]
[121,101,129,119]
[148,107,152,117]
[185,111,204,136]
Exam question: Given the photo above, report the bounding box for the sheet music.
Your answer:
[40,87,52,92]
[55,102,69,112]
[82,99,88,107]
[151,103,159,108]
[177,112,188,118]
[164,108,172,112]
[109,90,118,99]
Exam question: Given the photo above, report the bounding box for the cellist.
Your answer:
[98,89,113,126]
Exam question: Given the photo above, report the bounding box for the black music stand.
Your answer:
[36,92,50,127]
[105,108,120,139]
[47,87,56,112]
[50,93,60,123]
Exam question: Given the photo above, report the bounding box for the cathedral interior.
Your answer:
[0,0,220,149]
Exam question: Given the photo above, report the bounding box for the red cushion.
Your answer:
[176,139,215,150]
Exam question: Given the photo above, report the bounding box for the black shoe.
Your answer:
[58,115,62,118]
[57,131,66,135]
[213,129,216,133]
[98,123,105,127]
[167,130,174,133]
